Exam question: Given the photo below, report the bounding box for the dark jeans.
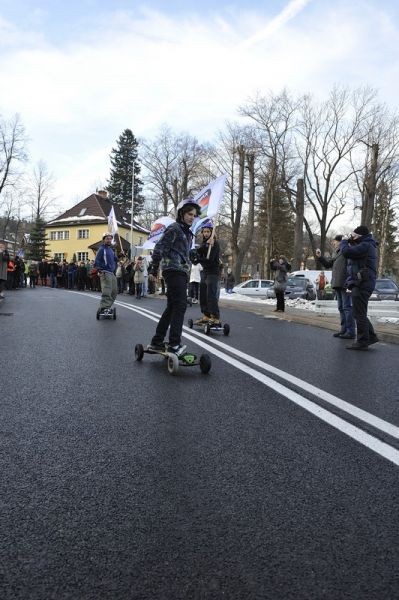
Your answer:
[152,271,188,347]
[189,281,199,300]
[351,286,375,344]
[335,287,355,335]
[275,289,285,311]
[136,282,143,298]
[204,273,220,318]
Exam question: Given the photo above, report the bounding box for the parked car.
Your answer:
[370,278,399,301]
[232,279,274,297]
[267,277,316,301]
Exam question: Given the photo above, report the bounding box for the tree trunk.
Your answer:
[361,143,379,228]
[292,178,304,270]
[231,145,246,283]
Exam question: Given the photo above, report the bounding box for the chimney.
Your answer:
[97,190,108,198]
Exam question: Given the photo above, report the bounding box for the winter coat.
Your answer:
[134,264,145,284]
[318,250,347,289]
[341,234,378,292]
[270,259,291,290]
[152,221,193,277]
[94,244,117,274]
[197,239,221,276]
[39,261,49,277]
[226,272,235,287]
[0,249,10,281]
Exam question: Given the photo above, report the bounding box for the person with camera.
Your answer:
[316,235,355,339]
[270,255,291,312]
[341,226,378,350]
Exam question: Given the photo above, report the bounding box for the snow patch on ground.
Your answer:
[220,290,316,311]
[377,317,399,324]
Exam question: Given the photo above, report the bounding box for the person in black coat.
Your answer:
[195,221,222,325]
[341,225,378,350]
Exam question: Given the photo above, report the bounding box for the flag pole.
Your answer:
[130,162,135,260]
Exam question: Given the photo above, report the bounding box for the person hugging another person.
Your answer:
[194,220,222,326]
[270,255,291,312]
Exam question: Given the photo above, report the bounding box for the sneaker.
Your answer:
[167,344,187,357]
[367,335,379,346]
[192,298,198,304]
[333,331,345,337]
[148,341,166,352]
[195,315,208,325]
[210,315,221,326]
[339,333,356,339]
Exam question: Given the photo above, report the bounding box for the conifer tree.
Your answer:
[107,129,144,215]
[25,217,49,261]
[373,180,399,275]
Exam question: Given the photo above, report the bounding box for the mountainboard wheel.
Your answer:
[96,308,101,320]
[167,353,179,374]
[199,354,212,374]
[113,307,116,320]
[223,323,230,336]
[204,323,211,335]
[135,343,144,361]
[188,318,193,329]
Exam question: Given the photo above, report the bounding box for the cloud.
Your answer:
[0,2,398,212]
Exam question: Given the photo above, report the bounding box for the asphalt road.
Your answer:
[1,287,398,600]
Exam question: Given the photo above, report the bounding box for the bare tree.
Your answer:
[351,105,399,230]
[141,126,209,216]
[297,86,377,254]
[27,160,58,220]
[208,123,258,280]
[0,114,28,204]
[240,90,300,274]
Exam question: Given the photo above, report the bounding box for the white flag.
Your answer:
[108,207,118,235]
[188,174,227,235]
[143,216,175,249]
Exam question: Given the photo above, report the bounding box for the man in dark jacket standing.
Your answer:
[341,226,378,350]
[316,235,355,339]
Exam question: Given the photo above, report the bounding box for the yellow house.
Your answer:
[45,191,149,262]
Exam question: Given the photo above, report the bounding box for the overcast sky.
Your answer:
[1,0,399,215]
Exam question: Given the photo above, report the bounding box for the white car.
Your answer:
[232,279,274,297]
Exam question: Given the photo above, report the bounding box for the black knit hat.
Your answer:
[353,226,369,236]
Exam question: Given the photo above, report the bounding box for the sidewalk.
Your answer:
[219,297,399,345]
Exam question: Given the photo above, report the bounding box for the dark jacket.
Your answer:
[197,239,220,276]
[270,259,291,290]
[94,244,117,274]
[341,234,378,292]
[226,272,235,287]
[319,249,346,289]
[152,221,193,277]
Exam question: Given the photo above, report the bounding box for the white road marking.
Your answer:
[73,293,399,467]
[115,299,399,442]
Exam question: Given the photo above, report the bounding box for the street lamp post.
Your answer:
[130,163,135,259]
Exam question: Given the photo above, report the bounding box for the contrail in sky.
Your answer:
[240,0,313,48]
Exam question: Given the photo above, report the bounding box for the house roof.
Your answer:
[47,193,149,233]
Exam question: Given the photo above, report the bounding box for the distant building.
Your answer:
[45,190,149,262]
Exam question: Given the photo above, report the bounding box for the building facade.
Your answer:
[45,191,149,261]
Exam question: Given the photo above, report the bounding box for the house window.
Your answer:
[50,230,69,240]
[139,237,143,246]
[77,229,89,239]
[54,253,65,262]
[78,208,87,216]
[77,252,89,262]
